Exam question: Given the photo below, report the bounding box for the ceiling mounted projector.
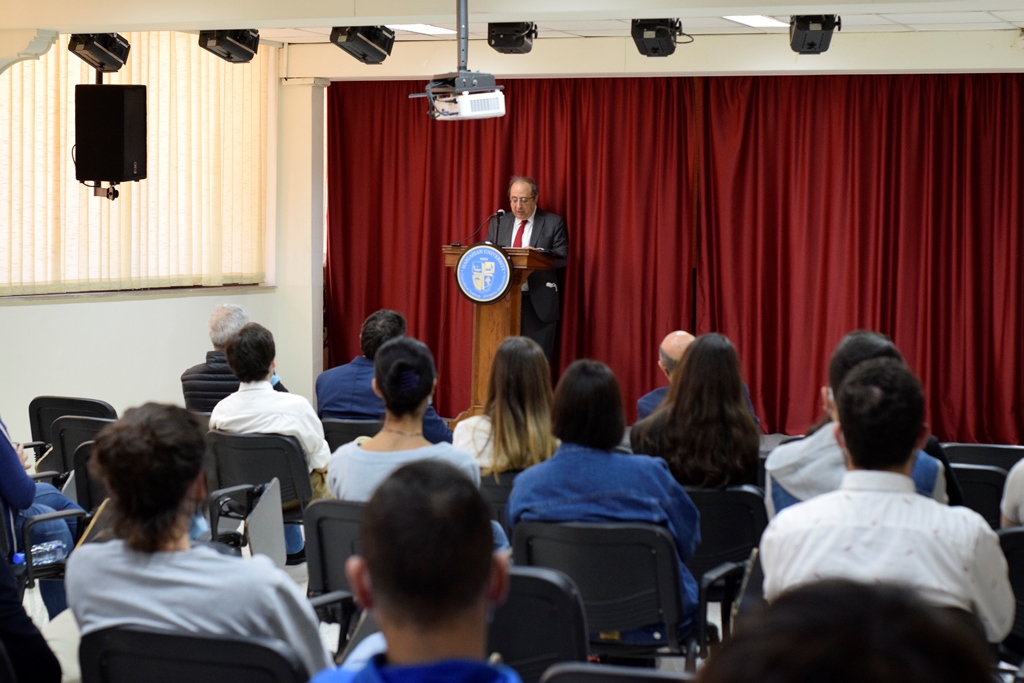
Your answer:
[331,26,396,64]
[198,29,260,63]
[68,34,131,72]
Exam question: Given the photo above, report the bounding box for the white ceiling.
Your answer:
[262,11,1024,45]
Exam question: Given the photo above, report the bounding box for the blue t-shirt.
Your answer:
[311,653,522,683]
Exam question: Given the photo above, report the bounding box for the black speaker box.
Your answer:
[75,84,147,183]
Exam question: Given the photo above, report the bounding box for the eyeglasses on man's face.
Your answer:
[510,196,536,205]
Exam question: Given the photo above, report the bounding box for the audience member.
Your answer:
[181,304,287,412]
[453,336,558,473]
[0,416,82,619]
[631,333,760,488]
[760,359,1013,642]
[636,330,759,425]
[697,580,992,683]
[209,322,330,562]
[507,359,701,642]
[0,555,61,683]
[1002,459,1024,528]
[317,310,452,444]
[764,330,946,517]
[66,403,332,677]
[328,337,479,501]
[311,461,519,683]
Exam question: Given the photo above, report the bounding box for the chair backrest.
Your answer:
[28,396,117,446]
[943,443,1024,472]
[999,528,1024,658]
[79,626,308,683]
[489,566,589,683]
[950,463,1007,529]
[683,485,768,580]
[205,431,313,515]
[512,522,682,641]
[321,418,383,452]
[303,499,365,596]
[541,662,695,683]
[480,470,521,535]
[46,416,116,475]
[74,441,109,513]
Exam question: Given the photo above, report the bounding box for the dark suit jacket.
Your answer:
[315,356,453,445]
[486,209,568,323]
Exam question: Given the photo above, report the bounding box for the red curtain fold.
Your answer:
[697,74,1024,441]
[326,74,1024,442]
[326,78,698,423]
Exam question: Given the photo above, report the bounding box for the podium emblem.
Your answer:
[455,243,513,304]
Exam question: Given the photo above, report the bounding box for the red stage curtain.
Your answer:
[326,79,699,422]
[697,74,1024,441]
[327,75,1024,442]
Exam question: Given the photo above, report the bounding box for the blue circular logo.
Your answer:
[455,243,513,304]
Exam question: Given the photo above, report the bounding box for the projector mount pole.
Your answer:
[95,69,103,85]
[457,0,468,71]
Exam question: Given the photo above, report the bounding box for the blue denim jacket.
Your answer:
[507,443,701,623]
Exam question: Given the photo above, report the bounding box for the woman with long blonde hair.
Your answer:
[454,336,558,474]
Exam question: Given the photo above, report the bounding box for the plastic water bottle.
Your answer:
[29,540,67,566]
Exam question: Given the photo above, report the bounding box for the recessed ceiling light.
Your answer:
[723,15,789,28]
[386,24,456,35]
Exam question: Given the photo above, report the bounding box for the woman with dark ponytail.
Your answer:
[65,403,332,677]
[328,337,480,501]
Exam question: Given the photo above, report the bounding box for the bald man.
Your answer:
[635,330,760,425]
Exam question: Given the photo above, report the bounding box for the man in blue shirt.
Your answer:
[316,310,452,444]
[309,460,520,683]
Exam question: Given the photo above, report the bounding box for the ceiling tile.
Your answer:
[537,20,630,31]
[880,12,1000,24]
[840,24,913,33]
[903,22,1014,31]
[990,11,1024,21]
[558,28,631,36]
[837,15,897,26]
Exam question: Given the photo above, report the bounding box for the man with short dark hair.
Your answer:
[210,323,330,563]
[316,310,452,444]
[181,304,287,412]
[309,461,519,683]
[760,358,1013,642]
[764,330,946,517]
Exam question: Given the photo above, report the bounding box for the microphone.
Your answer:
[451,209,505,247]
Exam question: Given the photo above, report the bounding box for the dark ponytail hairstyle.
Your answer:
[374,336,437,417]
[91,403,206,553]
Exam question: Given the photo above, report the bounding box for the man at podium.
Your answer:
[486,176,568,360]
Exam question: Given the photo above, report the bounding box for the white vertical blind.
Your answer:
[0,31,274,295]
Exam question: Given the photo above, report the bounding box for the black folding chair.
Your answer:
[542,662,695,683]
[489,566,589,683]
[950,463,1007,529]
[37,416,115,487]
[512,522,698,669]
[943,443,1024,472]
[480,470,521,536]
[684,485,768,648]
[206,431,312,518]
[74,441,109,514]
[321,418,383,452]
[26,396,116,466]
[79,626,308,683]
[303,499,365,649]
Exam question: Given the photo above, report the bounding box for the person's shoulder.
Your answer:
[310,668,358,683]
[765,429,834,471]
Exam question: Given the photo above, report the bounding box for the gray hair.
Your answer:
[208,304,249,348]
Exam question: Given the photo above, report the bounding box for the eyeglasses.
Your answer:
[510,196,535,204]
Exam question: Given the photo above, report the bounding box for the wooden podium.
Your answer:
[443,244,557,423]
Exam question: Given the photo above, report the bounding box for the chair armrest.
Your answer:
[309,590,359,655]
[20,509,89,586]
[309,589,354,611]
[697,561,747,658]
[30,470,62,483]
[21,441,48,459]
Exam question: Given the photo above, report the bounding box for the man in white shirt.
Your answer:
[210,323,331,563]
[761,358,1013,643]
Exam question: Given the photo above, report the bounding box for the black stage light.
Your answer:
[488,22,538,54]
[631,19,682,57]
[68,34,131,72]
[330,26,395,65]
[789,15,841,54]
[198,29,260,63]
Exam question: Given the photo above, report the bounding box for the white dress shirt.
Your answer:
[209,381,331,471]
[761,469,1014,642]
[507,211,534,291]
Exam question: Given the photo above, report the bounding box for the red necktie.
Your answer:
[512,220,527,248]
